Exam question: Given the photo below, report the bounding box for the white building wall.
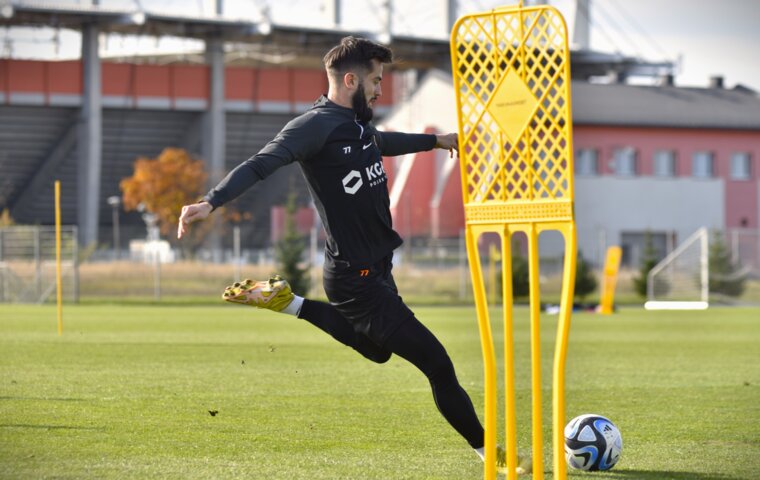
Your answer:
[574,177,725,266]
[379,70,457,133]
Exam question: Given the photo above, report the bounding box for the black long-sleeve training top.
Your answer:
[203,95,437,269]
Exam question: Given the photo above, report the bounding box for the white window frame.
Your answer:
[613,147,637,176]
[692,151,714,178]
[653,150,676,177]
[575,148,599,176]
[730,152,752,180]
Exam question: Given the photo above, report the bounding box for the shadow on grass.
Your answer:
[569,469,737,480]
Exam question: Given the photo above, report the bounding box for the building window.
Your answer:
[620,231,667,268]
[653,150,676,177]
[613,147,637,176]
[692,151,714,178]
[575,149,598,175]
[730,152,752,180]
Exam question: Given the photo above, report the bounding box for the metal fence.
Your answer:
[729,228,760,277]
[3,225,757,305]
[0,225,79,303]
[65,233,569,304]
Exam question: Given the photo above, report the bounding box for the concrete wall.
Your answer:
[574,176,724,266]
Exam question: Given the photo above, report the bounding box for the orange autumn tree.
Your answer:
[120,147,208,241]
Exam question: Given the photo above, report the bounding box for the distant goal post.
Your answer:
[645,227,708,310]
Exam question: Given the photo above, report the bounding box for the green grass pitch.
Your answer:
[1,304,758,479]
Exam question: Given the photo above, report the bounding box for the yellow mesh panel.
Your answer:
[452,6,575,221]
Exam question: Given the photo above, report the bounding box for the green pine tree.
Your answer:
[708,230,746,297]
[510,238,530,298]
[494,238,530,299]
[633,231,667,298]
[275,193,310,296]
[574,251,597,301]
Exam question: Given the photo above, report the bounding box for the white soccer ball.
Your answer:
[564,414,622,471]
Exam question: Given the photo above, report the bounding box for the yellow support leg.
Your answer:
[527,224,544,480]
[501,229,518,480]
[467,226,498,480]
[553,223,577,480]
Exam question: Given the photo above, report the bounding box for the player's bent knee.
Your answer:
[367,349,392,364]
[427,357,457,388]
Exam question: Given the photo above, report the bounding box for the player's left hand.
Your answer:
[435,133,458,157]
[177,201,212,239]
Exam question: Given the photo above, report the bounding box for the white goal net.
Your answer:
[645,227,708,310]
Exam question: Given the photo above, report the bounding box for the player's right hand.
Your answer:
[177,202,212,239]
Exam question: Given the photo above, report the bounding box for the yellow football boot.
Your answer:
[222,275,294,312]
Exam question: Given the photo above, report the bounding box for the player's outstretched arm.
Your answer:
[177,201,213,239]
[378,131,458,157]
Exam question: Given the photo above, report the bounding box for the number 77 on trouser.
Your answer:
[450,4,577,480]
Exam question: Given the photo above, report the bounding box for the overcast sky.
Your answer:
[4,0,759,91]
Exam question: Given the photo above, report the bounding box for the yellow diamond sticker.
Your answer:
[486,70,538,142]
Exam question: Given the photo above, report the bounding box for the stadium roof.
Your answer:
[0,2,451,70]
[572,80,760,130]
[1,1,676,76]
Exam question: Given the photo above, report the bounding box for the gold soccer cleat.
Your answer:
[495,446,532,476]
[222,275,294,312]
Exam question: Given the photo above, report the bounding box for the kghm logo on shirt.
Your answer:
[365,161,387,188]
[341,161,387,194]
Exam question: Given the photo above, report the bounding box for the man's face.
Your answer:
[351,60,384,123]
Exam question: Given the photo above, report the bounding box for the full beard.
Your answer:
[352,86,374,123]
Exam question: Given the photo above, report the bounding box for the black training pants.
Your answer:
[298,298,485,449]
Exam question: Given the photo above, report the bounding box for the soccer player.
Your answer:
[178,36,527,475]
